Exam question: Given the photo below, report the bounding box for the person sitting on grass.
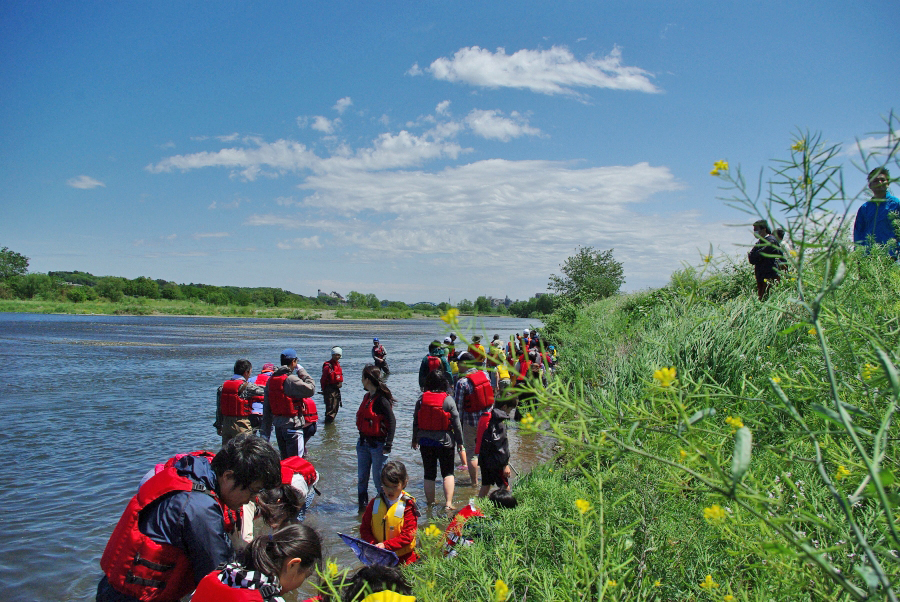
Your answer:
[359,461,419,565]
[191,524,322,602]
[475,397,516,499]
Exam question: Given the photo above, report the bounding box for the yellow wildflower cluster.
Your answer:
[653,366,677,387]
[575,499,592,514]
[702,254,712,263]
[836,465,851,481]
[699,575,720,589]
[862,363,878,380]
[725,416,744,429]
[724,596,735,602]
[703,504,726,523]
[440,308,460,325]
[494,579,509,602]
[792,140,806,152]
[679,449,688,461]
[710,160,729,176]
[654,580,662,587]
[607,580,617,587]
[808,328,817,336]
[424,524,442,538]
[520,413,535,428]
[327,561,339,578]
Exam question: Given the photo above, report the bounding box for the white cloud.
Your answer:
[378,114,390,127]
[217,133,240,142]
[275,196,300,206]
[845,134,898,158]
[296,116,309,129]
[464,109,541,141]
[67,175,105,189]
[193,232,231,239]
[276,236,323,250]
[421,45,660,96]
[208,199,241,210]
[436,100,451,116]
[333,97,353,114]
[147,139,320,181]
[311,116,338,134]
[407,63,423,76]
[159,141,176,149]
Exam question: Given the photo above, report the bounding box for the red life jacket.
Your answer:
[220,379,250,417]
[468,344,486,364]
[463,371,494,413]
[267,374,300,417]
[418,391,451,431]
[250,372,272,406]
[426,355,442,373]
[321,360,343,387]
[100,466,232,601]
[152,451,239,533]
[517,359,531,382]
[192,571,265,602]
[356,393,386,438]
[281,456,318,487]
[301,398,318,424]
[443,501,485,554]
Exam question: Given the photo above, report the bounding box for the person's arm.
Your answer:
[446,396,464,447]
[180,495,234,586]
[411,398,421,448]
[214,386,223,434]
[380,500,418,552]
[285,368,316,399]
[377,396,396,453]
[261,383,272,440]
[853,205,868,246]
[418,358,428,390]
[359,501,376,544]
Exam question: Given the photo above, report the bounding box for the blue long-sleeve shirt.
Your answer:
[853,192,900,258]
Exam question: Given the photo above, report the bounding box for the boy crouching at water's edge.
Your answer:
[359,461,419,565]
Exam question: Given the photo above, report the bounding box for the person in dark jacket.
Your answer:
[356,364,396,512]
[96,434,281,602]
[748,219,784,300]
[418,340,452,390]
[475,398,516,499]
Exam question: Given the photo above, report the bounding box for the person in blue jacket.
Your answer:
[854,167,900,259]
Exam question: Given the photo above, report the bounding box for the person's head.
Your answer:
[424,367,450,393]
[752,219,771,236]
[361,364,393,402]
[261,362,276,374]
[472,335,482,344]
[256,484,305,530]
[488,489,518,509]
[492,334,500,341]
[341,565,412,602]
[774,228,786,242]
[523,328,530,337]
[242,524,322,593]
[527,348,539,363]
[869,167,891,198]
[449,332,457,342]
[211,433,281,510]
[373,337,379,344]
[496,397,518,414]
[456,351,476,373]
[281,348,299,368]
[331,346,343,361]
[380,461,408,503]
[428,340,441,354]
[233,359,252,377]
[443,336,453,347]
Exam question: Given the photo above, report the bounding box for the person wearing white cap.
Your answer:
[321,346,344,423]
[261,349,316,459]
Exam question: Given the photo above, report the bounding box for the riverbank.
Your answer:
[392,253,900,600]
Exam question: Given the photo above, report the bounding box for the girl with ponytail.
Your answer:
[355,365,397,512]
[191,524,322,602]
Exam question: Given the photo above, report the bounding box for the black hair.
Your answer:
[256,484,304,529]
[280,354,298,367]
[380,460,408,487]
[362,365,393,404]
[423,368,450,393]
[341,565,412,601]
[753,219,771,234]
[868,167,891,180]
[489,489,518,509]
[496,397,518,412]
[774,227,786,240]
[211,433,281,490]
[242,524,322,582]
[233,359,252,375]
[428,340,441,353]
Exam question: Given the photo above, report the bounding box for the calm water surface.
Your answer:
[0,313,551,601]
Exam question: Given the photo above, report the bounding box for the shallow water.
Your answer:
[0,313,551,601]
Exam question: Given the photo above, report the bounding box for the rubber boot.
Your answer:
[358,492,368,513]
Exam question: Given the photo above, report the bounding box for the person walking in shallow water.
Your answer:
[372,337,389,376]
[321,346,343,423]
[262,349,316,459]
[356,364,396,512]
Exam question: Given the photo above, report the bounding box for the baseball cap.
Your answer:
[261,362,276,372]
[373,337,379,342]
[443,336,452,344]
[281,348,298,360]
[332,346,343,356]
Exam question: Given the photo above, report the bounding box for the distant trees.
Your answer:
[549,246,624,306]
[0,246,29,280]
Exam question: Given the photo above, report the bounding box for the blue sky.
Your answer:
[2,1,897,303]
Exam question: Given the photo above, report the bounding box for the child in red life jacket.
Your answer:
[255,456,320,533]
[191,524,322,602]
[359,461,419,565]
[475,398,517,498]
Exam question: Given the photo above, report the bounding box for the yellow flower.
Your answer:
[713,160,729,171]
[520,413,535,428]
[808,328,817,336]
[789,249,798,257]
[725,416,744,429]
[700,575,720,589]
[653,366,677,387]
[654,580,662,587]
[575,499,592,514]
[836,465,851,481]
[702,254,712,263]
[427,581,435,589]
[494,579,509,602]
[607,580,617,587]
[724,596,735,602]
[424,524,442,537]
[679,449,687,461]
[440,308,460,325]
[327,561,339,578]
[862,363,878,380]
[710,169,720,176]
[792,140,806,152]
[703,504,726,523]
[771,376,781,384]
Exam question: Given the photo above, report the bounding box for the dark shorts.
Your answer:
[420,444,455,480]
[480,462,508,488]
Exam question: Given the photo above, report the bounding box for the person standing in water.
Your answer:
[262,349,316,459]
[356,364,396,512]
[321,346,344,424]
[372,337,389,376]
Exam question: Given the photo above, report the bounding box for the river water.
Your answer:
[0,313,550,601]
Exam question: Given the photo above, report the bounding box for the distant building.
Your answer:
[317,289,346,302]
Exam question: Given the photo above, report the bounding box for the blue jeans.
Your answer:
[357,437,387,498]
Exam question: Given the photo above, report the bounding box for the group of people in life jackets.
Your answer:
[96,329,555,602]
